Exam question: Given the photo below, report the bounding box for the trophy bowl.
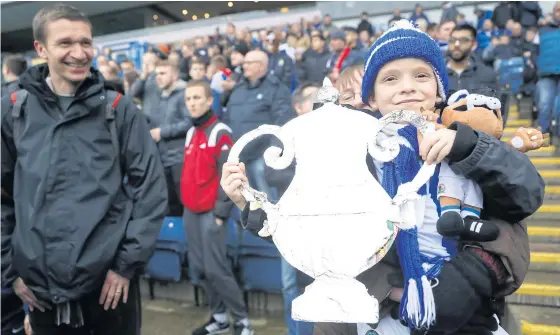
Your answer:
[227,79,436,323]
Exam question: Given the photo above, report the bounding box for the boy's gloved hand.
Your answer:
[437,214,500,242]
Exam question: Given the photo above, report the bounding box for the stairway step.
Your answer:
[530,250,560,272]
[532,204,560,220]
[528,226,560,244]
[521,320,560,335]
[506,119,532,127]
[531,157,560,166]
[526,145,557,157]
[509,305,560,335]
[510,271,560,307]
[541,171,560,179]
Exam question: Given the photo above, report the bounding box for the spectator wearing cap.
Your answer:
[263,33,295,90]
[357,11,374,37]
[325,30,365,84]
[297,31,330,86]
[410,4,430,24]
[223,49,296,199]
[1,54,27,97]
[220,42,248,107]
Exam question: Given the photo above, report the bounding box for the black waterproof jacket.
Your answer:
[1,65,168,304]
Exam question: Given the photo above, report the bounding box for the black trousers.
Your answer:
[1,291,25,335]
[164,163,183,217]
[29,278,141,335]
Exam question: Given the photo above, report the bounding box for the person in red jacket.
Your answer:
[181,80,254,335]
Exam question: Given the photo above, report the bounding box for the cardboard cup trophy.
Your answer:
[227,79,436,323]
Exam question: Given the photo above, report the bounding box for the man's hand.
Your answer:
[509,127,550,153]
[221,79,235,91]
[150,128,162,143]
[419,128,457,164]
[99,270,130,310]
[13,278,50,312]
[216,218,224,226]
[221,161,248,209]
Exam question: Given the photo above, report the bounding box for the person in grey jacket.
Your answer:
[297,33,331,86]
[223,50,296,200]
[1,54,27,98]
[149,59,191,217]
[1,4,168,334]
[130,51,159,114]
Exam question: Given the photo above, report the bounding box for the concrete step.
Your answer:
[530,157,560,168]
[508,271,560,307]
[529,242,560,272]
[526,145,557,157]
[528,225,560,244]
[506,119,532,127]
[545,186,560,200]
[530,203,560,220]
[509,305,560,335]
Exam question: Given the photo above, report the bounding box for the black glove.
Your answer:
[437,214,500,242]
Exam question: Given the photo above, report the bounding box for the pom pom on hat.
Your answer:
[361,20,449,105]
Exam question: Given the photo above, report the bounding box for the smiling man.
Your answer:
[1,4,168,335]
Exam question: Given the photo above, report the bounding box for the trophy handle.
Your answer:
[367,109,436,162]
[227,125,296,237]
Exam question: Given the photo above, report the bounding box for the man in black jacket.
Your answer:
[447,25,499,92]
[1,4,168,334]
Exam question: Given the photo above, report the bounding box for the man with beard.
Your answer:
[1,4,168,334]
[446,24,498,93]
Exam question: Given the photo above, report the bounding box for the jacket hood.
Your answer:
[161,79,187,97]
[18,64,106,102]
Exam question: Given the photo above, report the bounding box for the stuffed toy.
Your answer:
[424,89,549,241]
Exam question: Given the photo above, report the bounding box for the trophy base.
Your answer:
[292,276,379,324]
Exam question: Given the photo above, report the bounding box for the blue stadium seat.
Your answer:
[237,229,283,294]
[144,217,187,283]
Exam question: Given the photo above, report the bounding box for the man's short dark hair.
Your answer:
[32,3,91,44]
[452,23,477,40]
[3,54,28,76]
[292,82,320,105]
[186,80,212,99]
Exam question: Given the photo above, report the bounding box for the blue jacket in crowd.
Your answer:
[538,20,560,77]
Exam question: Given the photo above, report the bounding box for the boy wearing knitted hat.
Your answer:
[357,19,530,335]
[221,19,541,335]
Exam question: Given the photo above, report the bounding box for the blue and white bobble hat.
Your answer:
[361,20,449,105]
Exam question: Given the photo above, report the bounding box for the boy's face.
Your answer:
[189,63,206,80]
[369,58,439,115]
[185,86,213,118]
[339,73,366,109]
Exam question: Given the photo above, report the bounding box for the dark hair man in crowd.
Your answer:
[447,24,498,93]
[2,54,28,97]
[1,4,167,334]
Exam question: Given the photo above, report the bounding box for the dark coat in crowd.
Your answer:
[519,1,542,28]
[223,73,296,162]
[492,2,521,29]
[297,48,331,86]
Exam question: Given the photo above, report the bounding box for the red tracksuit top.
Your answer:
[180,114,233,218]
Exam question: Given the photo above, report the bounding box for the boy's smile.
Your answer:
[369,58,440,115]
